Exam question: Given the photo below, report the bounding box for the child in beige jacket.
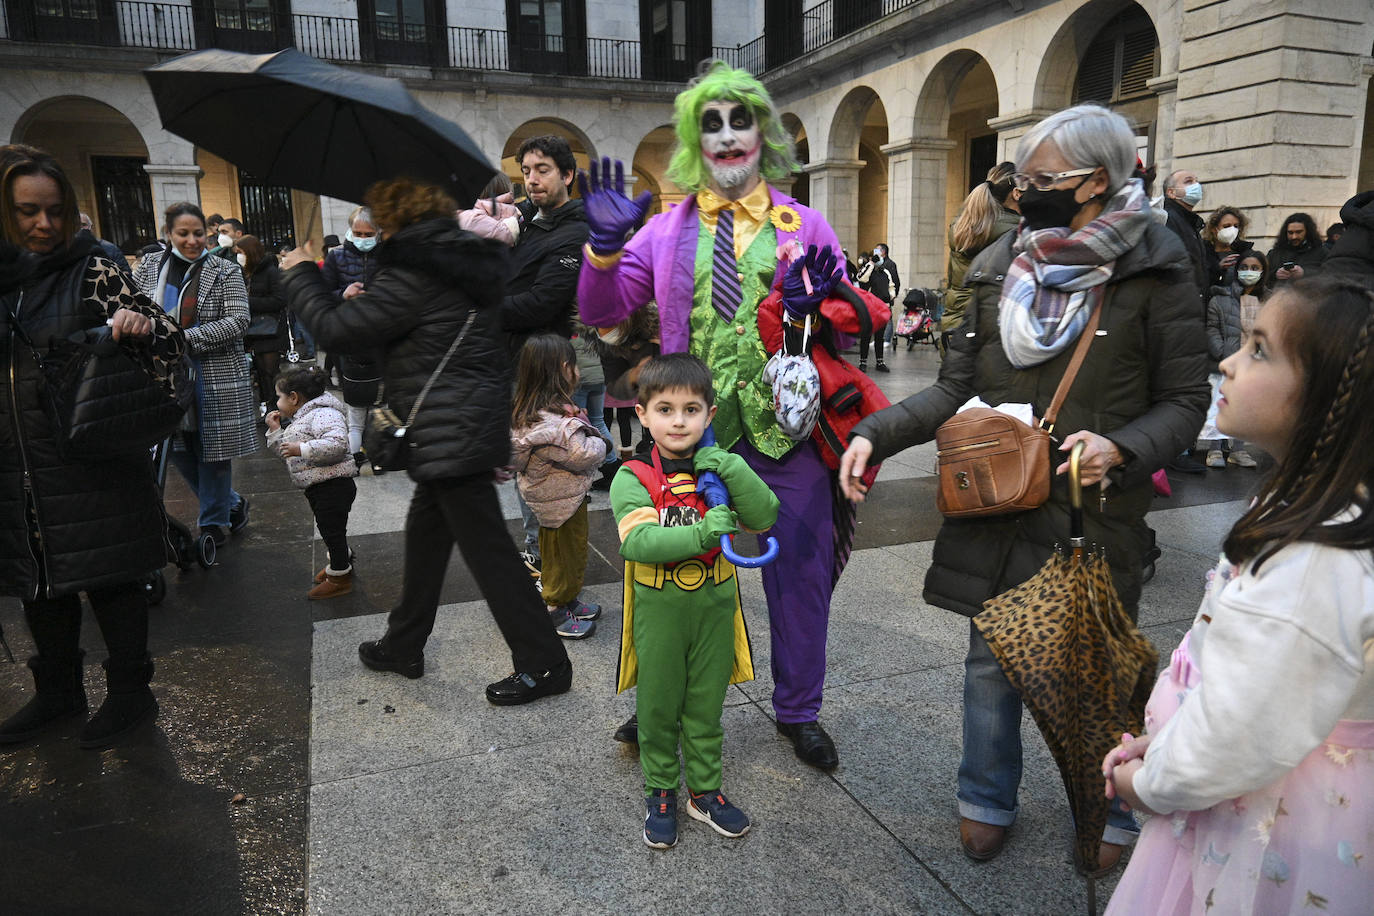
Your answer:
[511,334,609,638]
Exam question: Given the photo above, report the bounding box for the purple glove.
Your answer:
[577,157,653,256]
[781,244,845,319]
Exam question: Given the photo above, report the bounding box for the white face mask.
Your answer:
[217,233,233,249]
[597,325,626,346]
[1237,269,1262,287]
[1217,225,1239,245]
[236,252,247,268]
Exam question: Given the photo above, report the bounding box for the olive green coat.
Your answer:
[942,206,1021,331]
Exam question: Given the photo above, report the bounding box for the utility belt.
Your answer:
[632,553,735,592]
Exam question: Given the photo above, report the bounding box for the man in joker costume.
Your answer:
[578,61,855,769]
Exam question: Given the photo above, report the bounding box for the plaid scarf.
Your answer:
[998,178,1152,368]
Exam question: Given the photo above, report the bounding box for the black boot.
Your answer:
[80,655,158,750]
[0,652,87,745]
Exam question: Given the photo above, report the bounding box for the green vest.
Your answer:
[689,217,794,459]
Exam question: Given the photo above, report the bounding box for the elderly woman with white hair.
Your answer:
[839,105,1209,869]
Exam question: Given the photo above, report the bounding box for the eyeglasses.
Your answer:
[1011,168,1098,191]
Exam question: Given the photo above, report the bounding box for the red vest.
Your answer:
[623,448,722,565]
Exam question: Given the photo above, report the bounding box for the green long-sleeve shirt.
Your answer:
[610,446,780,564]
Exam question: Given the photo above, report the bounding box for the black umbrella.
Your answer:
[144,47,495,207]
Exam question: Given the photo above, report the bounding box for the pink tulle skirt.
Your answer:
[1106,636,1374,915]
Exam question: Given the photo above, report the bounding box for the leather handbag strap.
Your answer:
[1038,300,1102,434]
[402,309,476,429]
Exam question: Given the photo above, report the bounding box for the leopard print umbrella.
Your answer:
[974,546,1157,877]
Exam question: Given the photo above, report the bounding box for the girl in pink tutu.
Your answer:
[1102,277,1374,915]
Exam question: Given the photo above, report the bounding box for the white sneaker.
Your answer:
[1227,450,1258,468]
[1206,449,1226,469]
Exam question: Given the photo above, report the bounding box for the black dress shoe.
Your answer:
[776,720,839,770]
[613,713,638,744]
[229,496,250,534]
[358,640,424,679]
[485,659,572,706]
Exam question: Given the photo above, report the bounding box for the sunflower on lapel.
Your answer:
[769,205,802,234]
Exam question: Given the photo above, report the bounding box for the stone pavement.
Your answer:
[0,339,1263,915]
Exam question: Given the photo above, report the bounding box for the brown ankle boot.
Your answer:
[309,571,353,600]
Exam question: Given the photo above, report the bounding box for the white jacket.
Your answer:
[265,392,359,489]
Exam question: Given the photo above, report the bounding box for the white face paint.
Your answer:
[699,100,762,192]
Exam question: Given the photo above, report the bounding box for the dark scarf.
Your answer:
[0,235,97,296]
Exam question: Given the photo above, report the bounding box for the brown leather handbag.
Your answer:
[935,304,1101,518]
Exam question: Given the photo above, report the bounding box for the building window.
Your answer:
[35,0,99,19]
[519,0,564,53]
[1073,5,1158,105]
[640,0,707,81]
[375,0,427,42]
[213,0,271,32]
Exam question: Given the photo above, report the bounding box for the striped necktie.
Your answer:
[712,207,743,323]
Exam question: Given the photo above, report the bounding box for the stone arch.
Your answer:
[12,95,160,251]
[817,87,888,260]
[631,125,678,215]
[501,117,597,197]
[1032,0,1161,118]
[826,85,883,161]
[780,112,808,205]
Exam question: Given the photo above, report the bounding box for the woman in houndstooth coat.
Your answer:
[134,202,258,542]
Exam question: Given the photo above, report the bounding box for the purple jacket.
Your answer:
[578,186,842,353]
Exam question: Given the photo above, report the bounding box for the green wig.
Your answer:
[666,60,799,194]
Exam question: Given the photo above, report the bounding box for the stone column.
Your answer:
[802,158,864,254]
[771,174,796,197]
[142,163,203,225]
[882,138,955,289]
[1146,73,1179,176]
[320,195,362,240]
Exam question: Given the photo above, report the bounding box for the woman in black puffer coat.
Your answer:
[0,144,185,750]
[281,177,571,705]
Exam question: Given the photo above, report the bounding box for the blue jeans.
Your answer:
[957,620,1139,844]
[169,431,242,530]
[574,382,616,465]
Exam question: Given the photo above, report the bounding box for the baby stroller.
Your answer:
[142,436,216,605]
[895,289,937,349]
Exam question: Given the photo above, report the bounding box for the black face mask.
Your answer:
[1018,174,1094,231]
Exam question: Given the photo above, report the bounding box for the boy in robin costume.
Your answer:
[610,354,779,850]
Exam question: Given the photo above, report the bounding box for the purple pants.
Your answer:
[734,437,834,723]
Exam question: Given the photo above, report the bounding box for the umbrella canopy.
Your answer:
[972,444,1157,878]
[144,48,495,207]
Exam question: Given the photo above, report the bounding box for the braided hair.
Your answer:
[1223,278,1374,569]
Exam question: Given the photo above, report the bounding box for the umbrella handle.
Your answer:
[719,532,780,568]
[1068,440,1086,545]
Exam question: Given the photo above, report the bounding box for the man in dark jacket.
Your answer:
[77,212,128,271]
[1160,169,1210,474]
[1322,190,1374,284]
[1265,212,1328,286]
[502,135,589,356]
[1160,169,1209,309]
[856,242,899,372]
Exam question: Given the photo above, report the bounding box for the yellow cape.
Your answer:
[615,559,755,693]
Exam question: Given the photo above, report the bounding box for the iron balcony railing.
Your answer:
[0,0,927,76]
[0,4,749,77]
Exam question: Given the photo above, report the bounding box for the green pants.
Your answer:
[633,574,737,795]
[539,501,588,607]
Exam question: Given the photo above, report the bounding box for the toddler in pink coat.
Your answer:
[457,173,521,247]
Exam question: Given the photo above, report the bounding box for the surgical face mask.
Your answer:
[597,325,627,346]
[1216,225,1239,245]
[1237,269,1262,288]
[217,233,233,249]
[347,229,377,253]
[1018,174,1094,231]
[1181,182,1203,207]
[236,252,247,268]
